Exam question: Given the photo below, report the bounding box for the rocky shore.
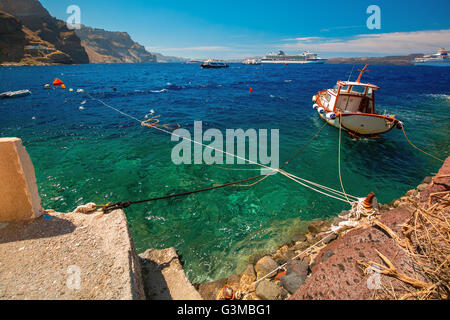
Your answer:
[194,157,449,300]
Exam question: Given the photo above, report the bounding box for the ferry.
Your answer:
[414,48,449,67]
[242,58,261,65]
[261,50,327,64]
[201,59,229,69]
[312,65,403,138]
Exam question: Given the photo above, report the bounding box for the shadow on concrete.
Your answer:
[0,215,76,244]
[139,256,173,300]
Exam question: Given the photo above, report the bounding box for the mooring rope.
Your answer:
[84,92,361,211]
[338,115,351,203]
[401,125,444,163]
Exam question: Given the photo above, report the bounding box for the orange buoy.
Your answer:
[53,78,64,86]
[61,84,66,89]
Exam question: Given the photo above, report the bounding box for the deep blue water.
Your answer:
[0,63,448,282]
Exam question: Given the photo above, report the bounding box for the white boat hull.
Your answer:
[318,112,398,136]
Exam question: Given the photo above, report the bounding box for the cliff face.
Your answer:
[0,10,72,65]
[0,0,89,64]
[75,26,157,63]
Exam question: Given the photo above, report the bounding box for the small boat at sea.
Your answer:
[414,48,450,67]
[0,89,31,99]
[242,58,261,65]
[201,59,229,69]
[312,65,403,138]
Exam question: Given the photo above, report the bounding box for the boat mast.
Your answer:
[356,64,370,83]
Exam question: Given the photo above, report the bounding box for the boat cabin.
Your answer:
[322,81,380,115]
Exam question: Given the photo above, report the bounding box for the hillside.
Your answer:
[75,26,156,63]
[0,10,72,65]
[326,54,423,66]
[0,0,89,64]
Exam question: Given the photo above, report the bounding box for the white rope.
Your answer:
[85,92,361,203]
[338,116,351,203]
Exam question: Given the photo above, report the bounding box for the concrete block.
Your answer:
[0,137,42,221]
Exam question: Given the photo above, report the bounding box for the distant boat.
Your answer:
[242,59,261,65]
[414,48,450,66]
[261,50,327,64]
[0,89,31,99]
[312,64,402,138]
[201,59,229,69]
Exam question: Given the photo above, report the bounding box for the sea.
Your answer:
[1,63,448,282]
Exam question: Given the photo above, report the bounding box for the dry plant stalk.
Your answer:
[358,188,449,300]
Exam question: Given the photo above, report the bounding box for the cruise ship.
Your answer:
[414,48,449,66]
[261,50,327,64]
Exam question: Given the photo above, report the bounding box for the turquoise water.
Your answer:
[0,63,448,282]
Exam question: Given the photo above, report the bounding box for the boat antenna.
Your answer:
[356,64,370,83]
[347,65,355,82]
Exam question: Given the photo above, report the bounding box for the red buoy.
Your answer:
[53,78,64,86]
[249,88,253,93]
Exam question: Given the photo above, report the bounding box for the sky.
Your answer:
[40,0,450,59]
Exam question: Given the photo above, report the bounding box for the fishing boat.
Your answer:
[312,65,403,138]
[201,59,229,69]
[0,89,31,99]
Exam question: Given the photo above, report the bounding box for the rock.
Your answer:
[405,189,418,197]
[332,216,345,226]
[239,265,256,291]
[272,245,296,264]
[293,241,309,252]
[393,200,401,208]
[254,256,279,280]
[286,260,309,277]
[422,176,432,184]
[280,273,307,294]
[227,274,241,286]
[255,280,286,300]
[322,251,335,263]
[197,278,227,300]
[305,232,318,244]
[292,233,307,243]
[308,220,331,235]
[323,233,338,244]
[139,248,201,300]
[417,183,429,192]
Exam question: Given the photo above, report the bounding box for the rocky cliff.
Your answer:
[0,0,89,64]
[75,26,156,63]
[0,10,72,65]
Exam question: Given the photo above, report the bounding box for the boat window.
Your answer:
[350,86,366,95]
[366,88,373,97]
[340,86,350,92]
[333,85,339,93]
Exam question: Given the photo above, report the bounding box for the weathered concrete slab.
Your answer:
[0,209,145,300]
[139,248,202,300]
[0,137,42,222]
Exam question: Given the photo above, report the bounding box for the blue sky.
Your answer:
[40,0,450,59]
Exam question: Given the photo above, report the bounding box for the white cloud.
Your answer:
[281,29,450,54]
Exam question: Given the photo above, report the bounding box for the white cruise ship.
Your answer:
[261,50,327,64]
[414,48,450,66]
